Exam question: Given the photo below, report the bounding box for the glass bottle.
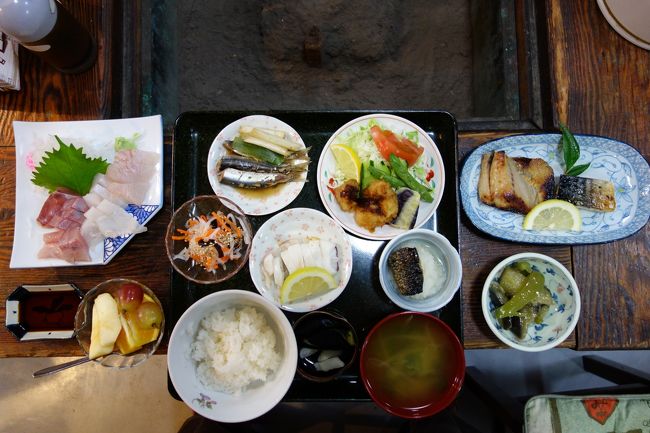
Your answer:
[0,0,96,73]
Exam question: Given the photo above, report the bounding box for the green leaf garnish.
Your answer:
[566,163,591,176]
[559,123,580,172]
[31,136,110,196]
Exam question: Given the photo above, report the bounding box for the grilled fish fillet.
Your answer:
[479,151,555,214]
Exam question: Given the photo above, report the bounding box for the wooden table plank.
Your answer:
[458,132,575,349]
[0,0,116,144]
[546,0,650,349]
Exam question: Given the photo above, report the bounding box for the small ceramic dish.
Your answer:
[206,115,308,215]
[5,283,83,341]
[75,278,164,368]
[292,310,358,382]
[165,195,253,284]
[167,290,297,423]
[360,312,465,418]
[378,229,462,312]
[249,208,353,312]
[481,252,580,352]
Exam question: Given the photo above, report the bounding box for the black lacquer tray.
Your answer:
[168,111,460,401]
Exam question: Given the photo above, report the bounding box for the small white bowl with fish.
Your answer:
[378,229,462,312]
[249,208,353,313]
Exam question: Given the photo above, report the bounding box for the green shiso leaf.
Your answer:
[31,135,109,196]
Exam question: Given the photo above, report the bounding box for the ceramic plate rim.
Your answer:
[596,0,650,51]
[9,115,164,268]
[316,113,445,240]
[206,115,307,216]
[460,133,650,244]
[248,207,353,312]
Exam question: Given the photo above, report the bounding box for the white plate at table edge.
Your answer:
[248,208,353,313]
[206,115,307,216]
[460,133,650,244]
[316,113,445,241]
[10,115,164,268]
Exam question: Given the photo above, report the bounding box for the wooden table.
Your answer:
[0,0,648,357]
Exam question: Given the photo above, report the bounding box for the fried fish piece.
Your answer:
[332,179,398,232]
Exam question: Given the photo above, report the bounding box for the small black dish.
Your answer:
[5,283,83,341]
[292,310,358,382]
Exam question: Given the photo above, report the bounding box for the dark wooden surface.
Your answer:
[546,0,650,350]
[0,0,648,357]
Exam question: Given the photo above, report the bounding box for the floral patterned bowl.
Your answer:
[481,253,580,352]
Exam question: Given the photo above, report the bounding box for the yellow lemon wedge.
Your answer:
[280,267,337,304]
[331,143,361,183]
[523,199,582,231]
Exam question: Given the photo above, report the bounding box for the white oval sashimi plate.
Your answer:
[317,114,445,240]
[206,115,307,216]
[10,115,163,268]
[249,208,353,313]
[460,133,650,244]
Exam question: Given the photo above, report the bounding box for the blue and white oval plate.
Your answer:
[460,133,650,244]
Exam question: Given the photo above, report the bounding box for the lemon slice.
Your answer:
[331,144,361,182]
[280,267,337,304]
[523,199,582,231]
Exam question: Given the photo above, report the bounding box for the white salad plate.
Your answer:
[206,115,307,216]
[317,114,445,241]
[597,0,650,51]
[10,115,164,268]
[248,208,353,313]
[460,133,650,244]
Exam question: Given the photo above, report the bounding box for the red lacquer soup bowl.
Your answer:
[360,312,465,418]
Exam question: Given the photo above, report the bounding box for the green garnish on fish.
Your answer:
[559,123,590,176]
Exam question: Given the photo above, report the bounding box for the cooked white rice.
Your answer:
[191,306,281,394]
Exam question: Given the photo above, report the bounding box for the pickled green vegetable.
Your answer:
[534,304,550,324]
[494,271,546,319]
[511,305,535,339]
[499,266,527,296]
[514,261,532,275]
[231,137,284,165]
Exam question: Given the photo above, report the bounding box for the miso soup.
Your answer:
[362,313,463,412]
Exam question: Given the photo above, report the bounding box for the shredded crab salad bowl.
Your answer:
[165,195,253,284]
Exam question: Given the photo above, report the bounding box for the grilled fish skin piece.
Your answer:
[557,175,616,211]
[388,247,423,296]
[480,151,555,214]
[217,156,308,174]
[217,168,302,188]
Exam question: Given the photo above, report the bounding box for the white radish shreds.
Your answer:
[191,306,281,395]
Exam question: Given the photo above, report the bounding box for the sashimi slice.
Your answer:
[90,183,127,208]
[80,218,103,248]
[103,180,150,205]
[37,188,87,228]
[105,149,158,183]
[83,192,103,208]
[92,199,146,237]
[38,226,91,262]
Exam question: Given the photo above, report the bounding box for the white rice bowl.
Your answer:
[168,290,297,423]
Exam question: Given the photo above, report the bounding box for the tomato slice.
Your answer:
[370,126,424,166]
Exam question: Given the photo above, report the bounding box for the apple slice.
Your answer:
[88,293,121,359]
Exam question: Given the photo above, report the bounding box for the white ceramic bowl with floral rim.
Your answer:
[317,113,445,240]
[207,115,307,216]
[249,208,353,312]
[167,290,297,423]
[481,253,581,352]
